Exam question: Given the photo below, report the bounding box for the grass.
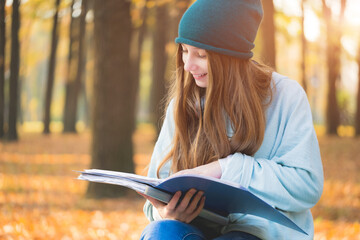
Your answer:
[0,126,359,239]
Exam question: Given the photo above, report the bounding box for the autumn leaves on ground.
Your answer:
[0,125,359,240]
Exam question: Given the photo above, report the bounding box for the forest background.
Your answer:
[0,0,359,239]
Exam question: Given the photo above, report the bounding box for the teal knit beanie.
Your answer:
[175,0,263,59]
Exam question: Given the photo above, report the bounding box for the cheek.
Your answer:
[201,60,208,72]
[182,54,188,64]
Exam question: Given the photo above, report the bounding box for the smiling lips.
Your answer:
[192,73,207,80]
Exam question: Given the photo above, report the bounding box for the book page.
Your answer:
[82,169,162,186]
[78,173,148,193]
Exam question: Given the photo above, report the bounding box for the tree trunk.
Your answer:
[322,0,346,135]
[86,0,135,198]
[300,0,307,93]
[129,0,149,132]
[43,0,61,134]
[0,0,5,138]
[260,0,276,69]
[63,0,88,133]
[355,37,360,136]
[81,0,94,129]
[170,0,191,40]
[73,0,87,125]
[147,0,189,135]
[63,0,77,132]
[150,2,168,134]
[7,0,20,141]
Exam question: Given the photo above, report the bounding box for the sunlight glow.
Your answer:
[326,0,341,17]
[274,0,302,17]
[304,9,321,42]
[274,0,360,27]
[341,36,358,58]
[345,0,360,26]
[287,20,301,37]
[5,0,13,6]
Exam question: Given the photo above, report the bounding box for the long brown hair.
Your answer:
[157,45,273,177]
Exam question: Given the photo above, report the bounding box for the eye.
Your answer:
[198,53,207,58]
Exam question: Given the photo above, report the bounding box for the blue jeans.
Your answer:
[140,220,261,240]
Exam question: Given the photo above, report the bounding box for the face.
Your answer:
[181,44,209,88]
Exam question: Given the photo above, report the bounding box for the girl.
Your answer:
[140,0,324,239]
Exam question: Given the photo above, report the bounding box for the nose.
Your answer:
[183,55,197,72]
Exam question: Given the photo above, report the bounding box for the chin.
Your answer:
[195,80,208,88]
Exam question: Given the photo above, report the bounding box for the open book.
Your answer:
[77,169,307,235]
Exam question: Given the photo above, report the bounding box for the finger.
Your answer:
[186,196,206,223]
[177,188,197,212]
[137,192,166,209]
[137,192,148,198]
[167,191,182,211]
[186,191,204,214]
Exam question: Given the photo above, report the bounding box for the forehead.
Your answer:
[181,44,205,52]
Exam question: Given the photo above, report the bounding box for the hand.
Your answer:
[172,160,222,179]
[138,189,205,223]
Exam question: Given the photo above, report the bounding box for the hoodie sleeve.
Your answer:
[219,78,324,213]
[143,100,175,221]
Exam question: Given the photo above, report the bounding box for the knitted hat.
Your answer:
[175,0,263,59]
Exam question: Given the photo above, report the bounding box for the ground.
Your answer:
[0,125,359,239]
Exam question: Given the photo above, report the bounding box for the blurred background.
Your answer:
[0,0,359,239]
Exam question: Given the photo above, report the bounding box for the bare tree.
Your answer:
[0,0,5,138]
[7,0,20,141]
[43,0,61,134]
[300,0,307,92]
[63,0,88,133]
[149,0,190,135]
[355,37,360,136]
[322,0,346,135]
[150,2,168,134]
[130,0,149,132]
[260,0,276,69]
[86,0,135,198]
[63,0,77,132]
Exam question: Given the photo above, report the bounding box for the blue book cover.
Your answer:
[77,169,307,235]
